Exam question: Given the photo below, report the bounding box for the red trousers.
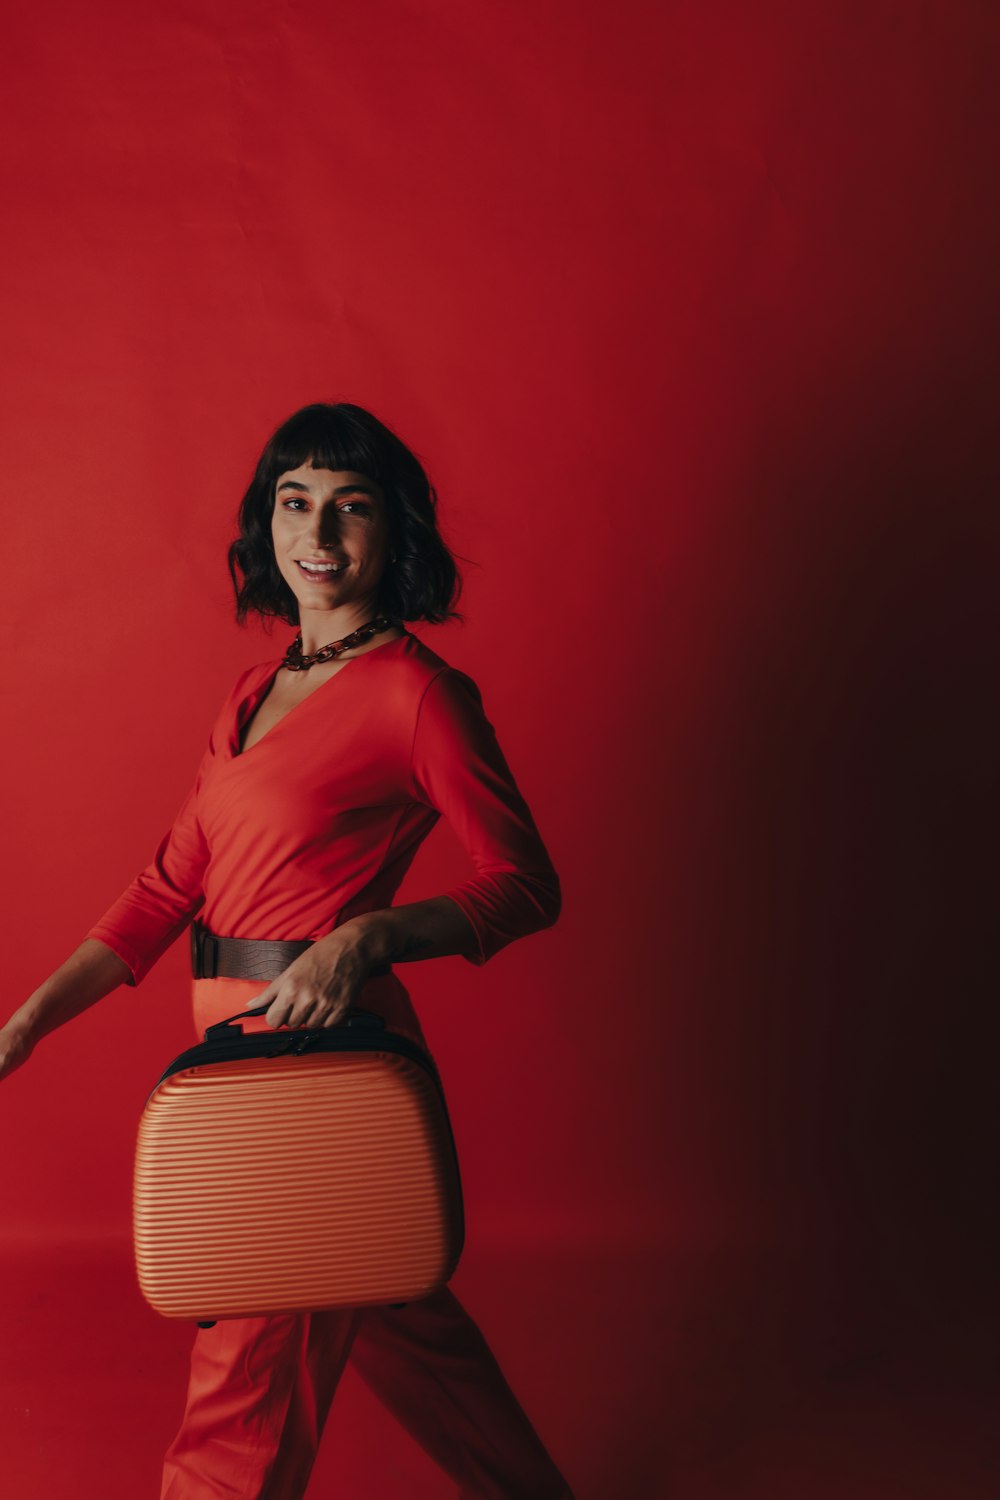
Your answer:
[159,976,574,1500]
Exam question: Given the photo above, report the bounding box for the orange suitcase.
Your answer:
[133,1006,465,1323]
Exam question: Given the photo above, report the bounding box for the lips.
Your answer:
[295,559,346,581]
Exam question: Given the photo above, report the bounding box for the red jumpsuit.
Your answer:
[85,629,573,1499]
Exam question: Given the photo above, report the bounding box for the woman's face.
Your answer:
[271,463,392,618]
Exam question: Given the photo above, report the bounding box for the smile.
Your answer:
[295,560,346,580]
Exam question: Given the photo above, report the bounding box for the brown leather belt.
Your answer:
[190,917,392,981]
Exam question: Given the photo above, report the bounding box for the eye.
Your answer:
[277,497,373,515]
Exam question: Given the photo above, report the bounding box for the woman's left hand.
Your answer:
[246,926,372,1030]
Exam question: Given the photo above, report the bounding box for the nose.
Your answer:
[311,514,344,550]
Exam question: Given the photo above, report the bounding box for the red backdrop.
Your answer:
[1,2,996,1494]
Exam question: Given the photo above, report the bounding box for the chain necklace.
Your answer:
[281,614,401,671]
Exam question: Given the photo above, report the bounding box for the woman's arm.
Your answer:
[247,897,479,1031]
[0,938,133,1083]
[343,894,483,967]
[404,667,562,965]
[0,670,252,1077]
[343,666,563,970]
[81,669,254,986]
[247,667,562,1031]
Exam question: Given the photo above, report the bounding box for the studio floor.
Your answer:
[0,1234,994,1499]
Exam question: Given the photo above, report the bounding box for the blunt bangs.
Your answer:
[264,405,395,491]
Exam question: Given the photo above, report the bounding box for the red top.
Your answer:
[84,630,561,987]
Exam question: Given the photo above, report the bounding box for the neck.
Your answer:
[297,601,388,658]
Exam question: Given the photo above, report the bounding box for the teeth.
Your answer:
[298,561,342,572]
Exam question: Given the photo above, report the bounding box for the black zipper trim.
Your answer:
[151,1028,441,1097]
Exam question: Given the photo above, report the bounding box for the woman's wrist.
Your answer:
[2,1009,38,1046]
[342,898,480,966]
[7,990,62,1047]
[8,939,133,1047]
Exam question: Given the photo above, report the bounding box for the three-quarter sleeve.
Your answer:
[409,667,562,966]
[83,671,248,987]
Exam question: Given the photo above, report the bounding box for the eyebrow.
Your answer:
[275,480,378,497]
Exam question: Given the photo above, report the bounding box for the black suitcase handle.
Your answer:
[204,1007,388,1041]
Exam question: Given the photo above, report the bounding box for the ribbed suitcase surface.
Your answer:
[134,1010,464,1321]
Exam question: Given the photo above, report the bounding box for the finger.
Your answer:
[272,995,320,1030]
[245,986,276,1011]
[263,998,294,1030]
[261,984,306,1029]
[293,998,326,1029]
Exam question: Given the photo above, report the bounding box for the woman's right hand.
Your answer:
[0,1022,36,1084]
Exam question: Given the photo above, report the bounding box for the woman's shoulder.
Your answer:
[389,630,485,703]
[394,627,455,675]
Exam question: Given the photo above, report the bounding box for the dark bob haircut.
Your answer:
[227,402,466,631]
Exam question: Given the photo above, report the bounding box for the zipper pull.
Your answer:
[292,1031,322,1054]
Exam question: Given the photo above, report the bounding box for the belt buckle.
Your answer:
[192,920,219,979]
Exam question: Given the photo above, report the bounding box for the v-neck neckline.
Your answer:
[231,631,409,760]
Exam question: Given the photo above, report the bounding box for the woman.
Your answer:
[0,402,574,1499]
